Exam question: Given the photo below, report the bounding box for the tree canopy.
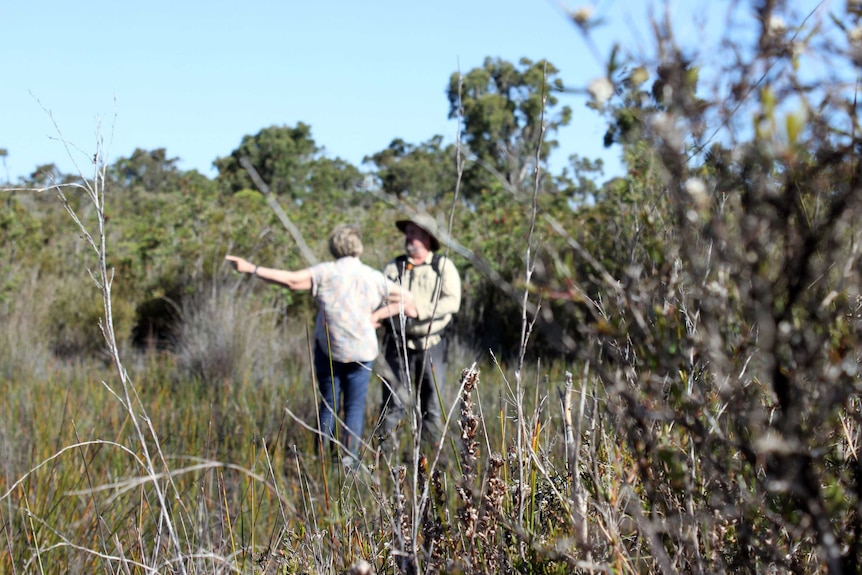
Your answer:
[213,123,363,204]
[447,56,572,198]
[110,148,182,193]
[363,135,457,204]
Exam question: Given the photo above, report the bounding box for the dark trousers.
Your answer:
[378,334,448,451]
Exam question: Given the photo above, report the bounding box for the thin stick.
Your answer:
[239,156,318,266]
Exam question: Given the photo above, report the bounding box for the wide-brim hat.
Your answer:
[395,213,441,252]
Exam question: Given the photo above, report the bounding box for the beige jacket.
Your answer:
[383,252,461,350]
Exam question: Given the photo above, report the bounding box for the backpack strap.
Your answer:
[430,253,443,276]
[394,253,444,280]
[394,254,411,281]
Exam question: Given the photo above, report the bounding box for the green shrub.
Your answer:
[47,279,136,359]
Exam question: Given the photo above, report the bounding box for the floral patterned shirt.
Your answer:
[310,257,393,363]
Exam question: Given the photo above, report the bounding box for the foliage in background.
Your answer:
[213,122,364,206]
[363,135,458,204]
[448,56,572,200]
[4,2,862,573]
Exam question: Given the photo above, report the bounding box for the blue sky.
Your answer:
[0,0,833,184]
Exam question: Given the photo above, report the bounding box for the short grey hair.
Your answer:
[329,224,363,258]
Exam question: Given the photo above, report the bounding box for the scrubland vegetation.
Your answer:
[3,2,862,573]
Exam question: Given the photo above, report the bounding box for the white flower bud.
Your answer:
[587,77,614,106]
[650,112,683,151]
[767,15,786,38]
[571,5,594,26]
[684,177,709,211]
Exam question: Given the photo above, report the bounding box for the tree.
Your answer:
[25,163,64,188]
[0,148,7,185]
[363,135,458,205]
[304,156,365,206]
[447,57,572,198]
[214,123,362,203]
[110,148,182,193]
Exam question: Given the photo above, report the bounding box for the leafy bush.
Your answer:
[47,278,136,359]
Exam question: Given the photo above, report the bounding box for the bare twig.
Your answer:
[239,156,318,266]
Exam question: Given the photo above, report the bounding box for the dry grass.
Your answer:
[3,244,858,573]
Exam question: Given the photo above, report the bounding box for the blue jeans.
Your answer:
[314,344,372,461]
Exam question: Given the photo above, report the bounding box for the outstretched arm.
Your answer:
[225,255,313,291]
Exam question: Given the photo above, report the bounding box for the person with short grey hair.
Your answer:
[226,224,416,466]
[328,223,363,259]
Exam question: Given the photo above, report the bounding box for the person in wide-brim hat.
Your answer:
[395,213,441,252]
[378,211,462,453]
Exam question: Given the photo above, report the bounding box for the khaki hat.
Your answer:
[395,213,441,252]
